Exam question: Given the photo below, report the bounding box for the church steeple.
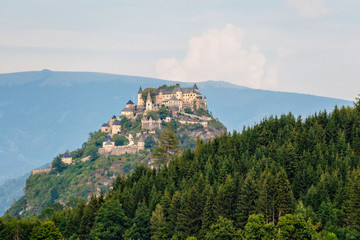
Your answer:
[138,87,143,94]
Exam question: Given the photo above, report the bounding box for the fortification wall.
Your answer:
[98,145,141,156]
[32,168,51,175]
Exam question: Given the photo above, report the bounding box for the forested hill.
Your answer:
[1,100,360,239]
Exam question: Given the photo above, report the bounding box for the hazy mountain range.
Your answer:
[0,70,352,215]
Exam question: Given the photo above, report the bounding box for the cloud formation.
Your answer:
[156,24,277,89]
[286,0,332,19]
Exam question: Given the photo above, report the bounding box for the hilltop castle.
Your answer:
[119,84,207,118]
[32,84,216,175]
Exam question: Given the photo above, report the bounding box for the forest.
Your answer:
[1,98,360,239]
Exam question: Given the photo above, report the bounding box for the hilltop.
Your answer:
[5,84,226,217]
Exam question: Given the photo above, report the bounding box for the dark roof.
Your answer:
[127,100,135,105]
[104,135,114,142]
[182,88,194,94]
[204,96,207,99]
[113,120,121,125]
[122,107,133,112]
[138,87,142,93]
[63,151,71,158]
[102,123,110,127]
[193,84,199,90]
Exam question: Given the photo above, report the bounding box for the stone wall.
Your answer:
[142,118,162,130]
[32,168,51,175]
[98,145,141,157]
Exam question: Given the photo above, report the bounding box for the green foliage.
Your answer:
[277,214,314,240]
[144,135,156,149]
[90,199,129,240]
[141,88,156,103]
[205,216,240,240]
[158,106,170,120]
[128,202,151,240]
[194,108,211,117]
[145,111,159,120]
[152,125,180,167]
[30,221,62,240]
[184,107,193,114]
[208,119,226,131]
[158,84,180,90]
[113,134,129,146]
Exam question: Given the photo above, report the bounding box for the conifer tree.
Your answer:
[216,175,237,220]
[129,202,151,240]
[256,167,276,224]
[344,169,360,231]
[152,125,180,167]
[275,168,294,222]
[78,195,100,240]
[90,199,129,240]
[168,191,181,237]
[177,187,203,238]
[235,171,258,228]
[150,204,166,240]
[200,186,218,237]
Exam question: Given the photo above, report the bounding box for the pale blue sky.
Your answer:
[1,0,359,100]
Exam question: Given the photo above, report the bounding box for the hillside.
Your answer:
[5,83,226,217]
[2,97,360,239]
[0,70,351,182]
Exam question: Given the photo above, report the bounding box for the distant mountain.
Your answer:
[0,70,351,182]
[0,173,29,215]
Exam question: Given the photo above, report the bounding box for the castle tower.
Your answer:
[138,87,144,106]
[193,84,199,93]
[61,150,73,164]
[146,91,153,112]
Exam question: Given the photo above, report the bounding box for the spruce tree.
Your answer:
[152,125,180,167]
[256,167,276,224]
[235,171,258,228]
[275,168,294,222]
[129,202,151,240]
[177,187,203,238]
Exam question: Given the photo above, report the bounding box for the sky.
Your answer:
[0,0,359,100]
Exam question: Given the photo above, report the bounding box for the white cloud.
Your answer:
[156,24,277,89]
[286,0,332,19]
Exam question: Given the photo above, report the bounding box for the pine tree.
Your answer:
[168,191,181,237]
[256,167,276,224]
[152,125,180,167]
[235,171,258,228]
[129,202,151,240]
[275,168,294,222]
[200,186,218,237]
[344,169,360,231]
[216,175,237,220]
[177,187,203,238]
[150,204,167,240]
[78,195,100,240]
[90,199,129,240]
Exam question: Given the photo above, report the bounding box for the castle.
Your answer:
[32,84,211,175]
[137,84,206,113]
[97,84,209,156]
